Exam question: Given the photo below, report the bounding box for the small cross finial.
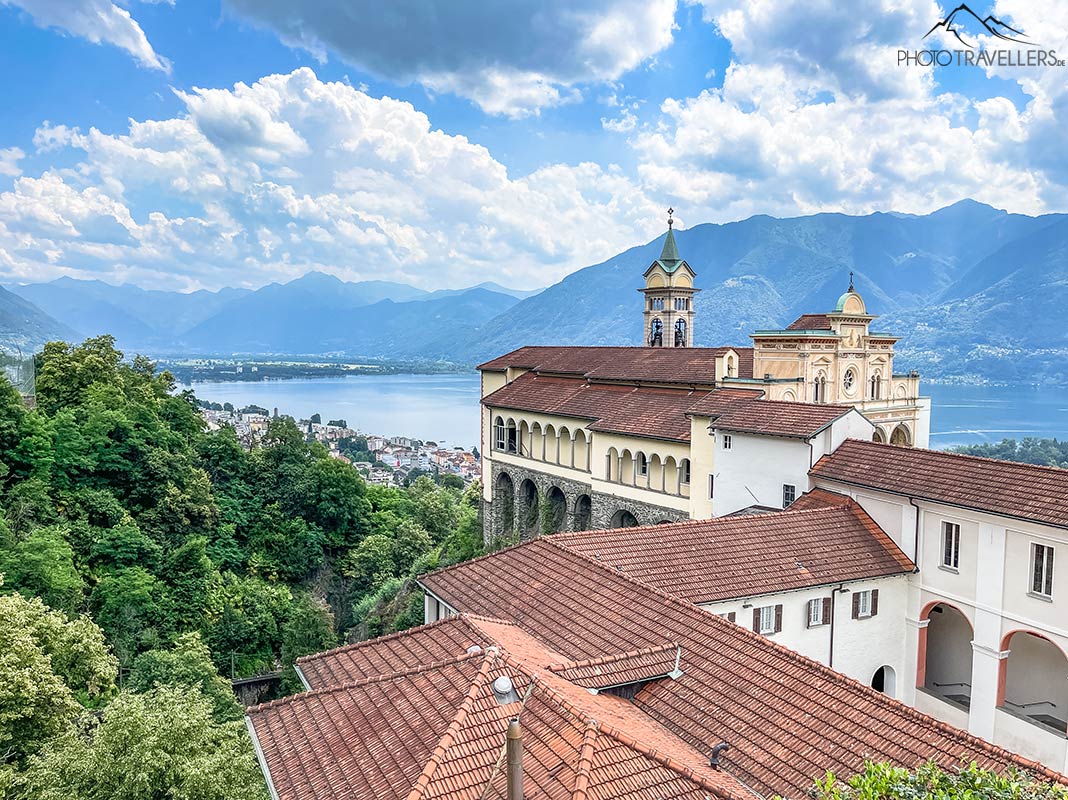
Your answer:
[667,207,674,228]
[848,271,854,291]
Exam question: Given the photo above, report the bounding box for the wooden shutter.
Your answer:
[871,589,879,617]
[851,593,860,619]
[726,611,736,623]
[774,604,783,633]
[752,608,760,632]
[822,597,832,625]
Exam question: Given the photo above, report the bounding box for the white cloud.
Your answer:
[627,0,1068,221]
[1,0,170,72]
[0,69,664,290]
[602,108,638,132]
[223,0,676,117]
[0,147,24,177]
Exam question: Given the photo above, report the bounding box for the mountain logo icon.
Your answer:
[923,4,1038,49]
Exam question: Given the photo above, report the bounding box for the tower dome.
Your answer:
[835,272,866,314]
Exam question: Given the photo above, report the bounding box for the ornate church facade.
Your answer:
[479,216,930,542]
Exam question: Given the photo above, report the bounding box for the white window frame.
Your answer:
[808,598,825,627]
[723,434,732,450]
[493,418,506,451]
[1031,543,1055,598]
[636,453,648,477]
[680,460,691,485]
[941,521,961,571]
[758,605,776,634]
[856,590,874,618]
[783,484,796,508]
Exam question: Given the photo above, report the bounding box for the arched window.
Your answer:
[680,458,691,485]
[636,452,648,477]
[870,373,882,400]
[726,356,735,377]
[493,416,506,451]
[674,318,687,347]
[649,318,663,347]
[813,373,827,403]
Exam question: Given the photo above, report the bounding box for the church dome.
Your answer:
[834,275,866,314]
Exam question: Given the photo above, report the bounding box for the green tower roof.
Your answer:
[659,226,680,264]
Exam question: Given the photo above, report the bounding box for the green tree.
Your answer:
[15,685,268,800]
[280,592,337,692]
[0,525,84,613]
[128,632,242,723]
[91,567,169,666]
[0,593,116,769]
[807,761,1068,800]
[341,533,395,591]
[310,413,321,424]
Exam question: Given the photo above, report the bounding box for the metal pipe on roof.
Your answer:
[506,718,524,800]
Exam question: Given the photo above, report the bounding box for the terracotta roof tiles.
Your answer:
[553,500,914,604]
[420,539,1065,796]
[478,345,755,382]
[785,314,833,331]
[811,439,1068,529]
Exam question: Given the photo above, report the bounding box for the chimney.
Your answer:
[506,718,524,800]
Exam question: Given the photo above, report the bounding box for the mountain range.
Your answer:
[3,200,1067,383]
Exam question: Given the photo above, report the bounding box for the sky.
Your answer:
[0,0,1066,292]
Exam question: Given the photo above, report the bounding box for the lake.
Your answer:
[184,374,1068,451]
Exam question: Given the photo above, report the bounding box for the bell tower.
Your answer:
[640,208,699,347]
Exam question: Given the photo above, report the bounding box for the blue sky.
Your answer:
[0,0,1065,291]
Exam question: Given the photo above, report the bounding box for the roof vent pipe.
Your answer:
[709,742,731,770]
[506,718,524,800]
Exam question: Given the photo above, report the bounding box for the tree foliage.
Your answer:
[0,336,484,794]
[806,761,1068,800]
[951,438,1068,468]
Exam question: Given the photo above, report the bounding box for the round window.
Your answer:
[843,370,856,392]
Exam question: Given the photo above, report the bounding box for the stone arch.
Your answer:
[890,423,911,446]
[678,458,691,496]
[610,509,639,528]
[530,421,543,460]
[558,425,573,468]
[918,602,974,709]
[518,420,530,456]
[813,371,827,403]
[663,456,679,494]
[873,427,887,443]
[505,417,518,453]
[545,486,567,534]
[871,665,897,697]
[997,630,1068,735]
[619,449,635,486]
[544,423,559,464]
[573,428,590,471]
[648,454,664,492]
[518,478,540,537]
[634,450,649,484]
[605,447,620,482]
[495,471,515,534]
[781,389,796,402]
[573,494,592,532]
[725,353,736,378]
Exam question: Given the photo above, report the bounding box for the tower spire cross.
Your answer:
[667,207,674,228]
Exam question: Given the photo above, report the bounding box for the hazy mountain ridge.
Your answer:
[4,201,1067,383]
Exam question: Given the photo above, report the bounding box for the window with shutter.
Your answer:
[774,604,783,633]
[851,592,860,619]
[755,605,776,634]
[854,589,875,619]
[822,596,832,624]
[807,598,830,627]
[752,608,760,632]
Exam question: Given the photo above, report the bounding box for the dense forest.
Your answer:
[0,336,483,798]
[950,438,1068,468]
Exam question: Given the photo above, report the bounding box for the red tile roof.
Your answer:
[785,314,833,331]
[484,373,852,442]
[693,396,853,439]
[249,619,754,800]
[547,642,682,690]
[811,439,1068,529]
[552,500,914,604]
[479,345,755,382]
[421,539,1065,796]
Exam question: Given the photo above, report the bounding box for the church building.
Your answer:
[478,214,930,542]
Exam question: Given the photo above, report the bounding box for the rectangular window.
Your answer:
[494,422,506,451]
[708,474,715,500]
[753,604,782,635]
[1031,543,1054,598]
[719,611,736,623]
[852,589,879,619]
[681,460,690,485]
[807,598,830,628]
[637,453,648,476]
[723,434,732,450]
[941,522,960,570]
[783,484,796,508]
